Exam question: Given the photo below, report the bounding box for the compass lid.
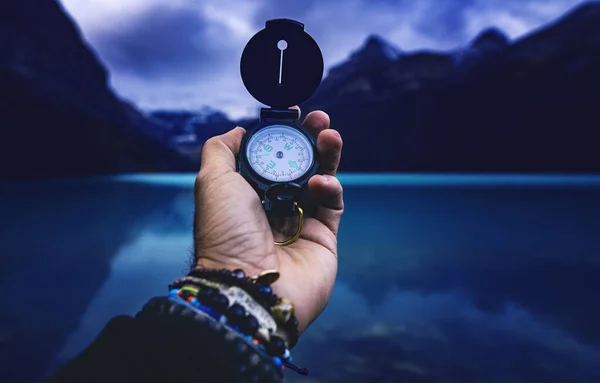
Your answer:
[240,19,324,109]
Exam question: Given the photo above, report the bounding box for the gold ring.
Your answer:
[262,201,304,246]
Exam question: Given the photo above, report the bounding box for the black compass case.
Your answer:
[238,19,324,216]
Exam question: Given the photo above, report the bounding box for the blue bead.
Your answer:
[246,335,253,342]
[232,269,246,279]
[272,357,282,368]
[169,289,179,296]
[259,285,272,295]
[190,298,199,306]
[227,304,247,323]
[211,294,230,314]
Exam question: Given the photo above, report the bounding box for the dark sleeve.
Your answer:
[47,297,284,383]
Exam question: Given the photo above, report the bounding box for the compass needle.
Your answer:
[277,40,287,85]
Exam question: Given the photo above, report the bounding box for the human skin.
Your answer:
[193,106,344,340]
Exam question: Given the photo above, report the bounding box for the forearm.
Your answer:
[48,297,284,383]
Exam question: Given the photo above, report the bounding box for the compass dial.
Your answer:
[246,124,314,182]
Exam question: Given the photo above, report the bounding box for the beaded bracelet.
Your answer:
[168,273,308,375]
[169,288,308,375]
[182,268,300,347]
[170,275,296,326]
[171,278,278,336]
[169,289,291,369]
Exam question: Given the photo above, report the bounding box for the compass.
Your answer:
[245,125,314,183]
[238,19,324,219]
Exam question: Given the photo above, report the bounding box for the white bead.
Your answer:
[256,327,271,342]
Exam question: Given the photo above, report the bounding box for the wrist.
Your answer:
[178,269,300,346]
[193,259,301,340]
[169,268,309,375]
[194,255,274,283]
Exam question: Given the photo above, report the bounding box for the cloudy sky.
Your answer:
[59,0,585,119]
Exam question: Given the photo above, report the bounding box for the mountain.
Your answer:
[162,2,600,174]
[320,35,403,93]
[2,1,600,177]
[0,0,193,179]
[452,27,510,69]
[149,107,234,143]
[467,27,510,55]
[147,108,234,161]
[298,2,600,173]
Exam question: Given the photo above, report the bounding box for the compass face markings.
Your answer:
[246,125,314,182]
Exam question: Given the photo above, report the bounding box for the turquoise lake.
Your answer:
[1,174,599,382]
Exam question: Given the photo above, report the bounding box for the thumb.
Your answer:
[199,127,246,173]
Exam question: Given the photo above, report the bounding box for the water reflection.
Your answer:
[0,181,191,382]
[0,176,599,382]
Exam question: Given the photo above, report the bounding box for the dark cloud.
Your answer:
[253,0,477,52]
[91,5,228,80]
[384,0,479,41]
[411,0,479,43]
[254,0,318,19]
[61,0,586,114]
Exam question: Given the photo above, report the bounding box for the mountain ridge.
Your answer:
[299,1,600,173]
[0,0,193,178]
[144,1,600,174]
[2,1,600,177]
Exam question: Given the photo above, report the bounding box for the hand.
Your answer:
[193,107,343,341]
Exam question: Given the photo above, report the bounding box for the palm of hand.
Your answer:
[194,109,343,336]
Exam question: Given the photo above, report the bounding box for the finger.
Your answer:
[199,126,246,174]
[317,129,342,176]
[290,105,301,120]
[308,174,344,236]
[302,110,330,137]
